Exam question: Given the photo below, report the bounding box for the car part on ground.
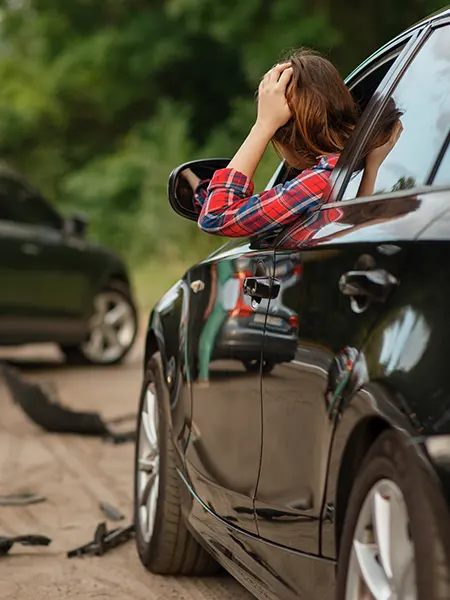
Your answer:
[67,522,134,558]
[337,431,450,600]
[0,534,51,556]
[0,493,46,506]
[134,352,219,575]
[99,501,125,522]
[60,281,137,366]
[2,365,135,443]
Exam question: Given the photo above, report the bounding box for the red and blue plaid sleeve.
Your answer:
[198,154,339,238]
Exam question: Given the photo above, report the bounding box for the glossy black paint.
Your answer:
[144,9,450,600]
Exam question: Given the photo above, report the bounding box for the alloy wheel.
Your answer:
[82,291,135,363]
[137,383,160,542]
[346,479,417,600]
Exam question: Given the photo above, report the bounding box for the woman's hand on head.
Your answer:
[367,120,403,170]
[256,63,293,136]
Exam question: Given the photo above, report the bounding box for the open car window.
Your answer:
[249,32,421,249]
[269,43,408,192]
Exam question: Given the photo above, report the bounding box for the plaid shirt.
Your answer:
[195,153,339,237]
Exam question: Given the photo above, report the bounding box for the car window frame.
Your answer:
[330,23,433,203]
[429,128,450,185]
[336,22,450,203]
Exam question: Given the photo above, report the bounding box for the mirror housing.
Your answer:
[65,212,89,238]
[168,158,231,222]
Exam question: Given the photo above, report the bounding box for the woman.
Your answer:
[183,48,402,237]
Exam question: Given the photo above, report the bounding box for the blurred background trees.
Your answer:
[0,0,445,307]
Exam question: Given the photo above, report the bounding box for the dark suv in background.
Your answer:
[0,165,137,365]
[134,8,450,600]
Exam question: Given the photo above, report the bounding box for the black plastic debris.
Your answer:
[0,534,51,556]
[67,522,134,558]
[1,366,135,443]
[99,501,125,522]
[0,493,46,507]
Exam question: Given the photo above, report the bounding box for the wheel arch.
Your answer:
[107,269,130,288]
[144,324,160,372]
[326,377,444,559]
[323,378,420,558]
[334,415,390,552]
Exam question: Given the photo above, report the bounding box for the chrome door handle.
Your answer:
[21,243,40,256]
[190,280,205,294]
[339,268,398,313]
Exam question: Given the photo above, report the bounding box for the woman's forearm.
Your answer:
[357,165,379,198]
[227,121,274,180]
[182,168,201,190]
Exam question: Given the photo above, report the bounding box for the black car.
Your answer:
[134,9,450,600]
[0,165,137,365]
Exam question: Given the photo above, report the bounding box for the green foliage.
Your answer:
[0,0,446,287]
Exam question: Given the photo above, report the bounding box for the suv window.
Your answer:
[342,26,450,200]
[0,175,62,229]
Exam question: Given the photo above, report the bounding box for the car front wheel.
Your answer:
[337,430,450,600]
[60,280,137,366]
[134,352,218,575]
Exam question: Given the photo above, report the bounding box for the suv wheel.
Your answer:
[337,431,450,600]
[134,352,219,575]
[60,280,137,366]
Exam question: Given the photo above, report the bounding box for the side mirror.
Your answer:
[65,213,89,238]
[168,158,231,222]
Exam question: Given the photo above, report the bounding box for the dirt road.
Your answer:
[0,343,252,600]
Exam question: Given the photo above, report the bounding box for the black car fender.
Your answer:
[143,279,190,401]
[321,377,450,559]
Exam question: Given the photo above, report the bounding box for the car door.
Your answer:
[254,22,450,554]
[0,172,93,341]
[184,236,277,534]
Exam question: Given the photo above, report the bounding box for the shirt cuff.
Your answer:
[208,168,255,198]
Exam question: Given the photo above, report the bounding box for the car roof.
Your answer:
[346,6,450,83]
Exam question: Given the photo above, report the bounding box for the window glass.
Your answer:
[342,27,450,200]
[0,174,62,229]
[433,141,450,186]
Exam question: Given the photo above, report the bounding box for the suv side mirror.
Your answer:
[168,158,231,222]
[65,212,89,238]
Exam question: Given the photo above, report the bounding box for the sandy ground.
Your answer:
[0,341,252,600]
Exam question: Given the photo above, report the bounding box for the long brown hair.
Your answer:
[272,48,358,168]
[271,48,402,170]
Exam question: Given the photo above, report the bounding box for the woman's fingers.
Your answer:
[266,62,291,84]
[278,66,293,89]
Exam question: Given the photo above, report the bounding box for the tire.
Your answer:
[134,352,219,575]
[243,359,275,375]
[337,430,450,600]
[60,280,137,366]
